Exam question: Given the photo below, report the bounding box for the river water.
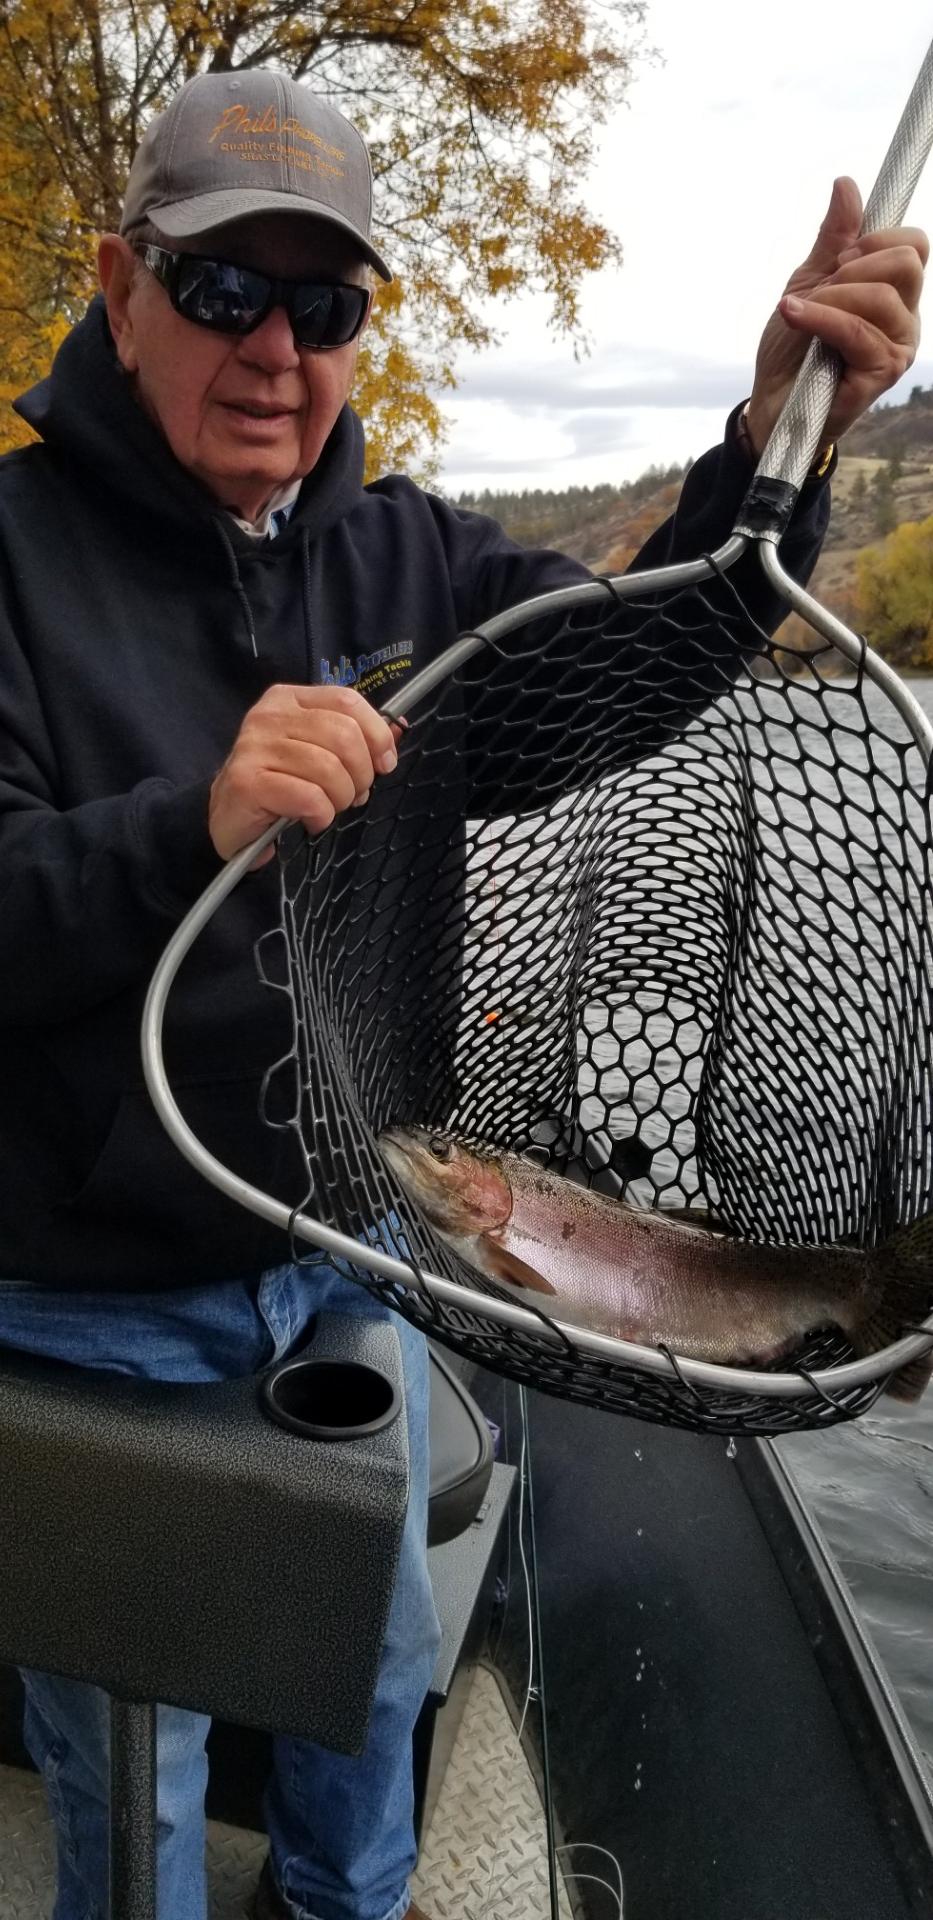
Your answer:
[779,674,933,1783]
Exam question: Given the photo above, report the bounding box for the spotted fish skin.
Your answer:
[378,1127,933,1398]
[499,1158,874,1362]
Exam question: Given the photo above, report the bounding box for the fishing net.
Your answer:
[251,577,933,1437]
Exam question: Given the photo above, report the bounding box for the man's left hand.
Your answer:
[745,175,927,459]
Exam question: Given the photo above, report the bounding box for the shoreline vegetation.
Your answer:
[452,386,933,675]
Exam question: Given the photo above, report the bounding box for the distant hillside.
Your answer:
[453,465,687,566]
[455,386,933,667]
[841,382,933,460]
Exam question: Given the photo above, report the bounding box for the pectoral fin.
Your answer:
[484,1239,556,1294]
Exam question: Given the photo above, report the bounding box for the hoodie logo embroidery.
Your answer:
[321,643,412,697]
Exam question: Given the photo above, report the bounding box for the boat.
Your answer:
[0,1339,931,1919]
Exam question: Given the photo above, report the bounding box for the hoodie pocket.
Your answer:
[51,1080,295,1263]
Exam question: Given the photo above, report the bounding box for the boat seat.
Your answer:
[427,1344,493,1546]
[0,1329,497,1767]
[0,1313,413,1752]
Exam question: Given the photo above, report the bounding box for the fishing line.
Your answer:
[480,1386,626,1920]
[517,1384,562,1920]
[475,814,508,1029]
[486,1381,514,1672]
[559,1872,622,1918]
[519,1405,627,1920]
[478,1382,622,1920]
[485,864,505,1028]
[513,1394,536,1750]
[558,1849,625,1920]
[482,1853,625,1920]
[477,1401,533,1920]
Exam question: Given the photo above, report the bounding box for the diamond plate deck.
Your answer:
[0,1763,267,1919]
[0,1664,570,1920]
[412,1664,573,1920]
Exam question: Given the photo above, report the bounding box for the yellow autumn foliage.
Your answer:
[0,0,649,477]
[855,516,933,671]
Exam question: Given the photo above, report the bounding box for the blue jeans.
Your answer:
[0,1260,441,1920]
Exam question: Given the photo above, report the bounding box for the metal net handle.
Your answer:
[755,35,933,494]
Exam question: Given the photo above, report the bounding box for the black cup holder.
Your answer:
[259,1357,401,1440]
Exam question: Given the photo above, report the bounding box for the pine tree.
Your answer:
[871,464,898,538]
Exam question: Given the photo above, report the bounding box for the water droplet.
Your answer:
[634,1447,642,1460]
[636,1527,643,1537]
[634,1778,642,1791]
[726,1437,737,1460]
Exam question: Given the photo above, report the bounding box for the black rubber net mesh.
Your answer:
[255,576,933,1435]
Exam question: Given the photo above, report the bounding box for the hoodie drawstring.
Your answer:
[213,516,258,660]
[301,530,315,683]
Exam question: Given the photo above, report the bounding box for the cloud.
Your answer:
[453,351,933,421]
[454,346,747,414]
[435,0,933,492]
[441,449,567,478]
[559,414,651,461]
[440,334,933,490]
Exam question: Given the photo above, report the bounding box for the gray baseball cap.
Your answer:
[120,70,391,280]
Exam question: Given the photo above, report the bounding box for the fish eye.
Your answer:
[429,1136,452,1162]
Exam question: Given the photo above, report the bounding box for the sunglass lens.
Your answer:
[292,283,368,348]
[175,259,269,334]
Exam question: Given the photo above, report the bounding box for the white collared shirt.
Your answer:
[228,477,303,541]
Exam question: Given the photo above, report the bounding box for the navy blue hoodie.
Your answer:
[0,297,831,1289]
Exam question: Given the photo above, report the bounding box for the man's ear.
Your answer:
[98,235,140,373]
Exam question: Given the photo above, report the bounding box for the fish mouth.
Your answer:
[378,1126,512,1237]
[378,1129,414,1176]
[379,1124,454,1172]
[377,1127,450,1222]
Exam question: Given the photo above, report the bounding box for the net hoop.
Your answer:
[141,544,933,1436]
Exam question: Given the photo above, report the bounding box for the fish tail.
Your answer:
[852,1210,933,1403]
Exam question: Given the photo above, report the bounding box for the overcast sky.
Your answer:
[437,0,933,496]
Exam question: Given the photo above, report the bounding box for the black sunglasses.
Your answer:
[136,244,371,351]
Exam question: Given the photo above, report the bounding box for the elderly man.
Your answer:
[0,61,925,1920]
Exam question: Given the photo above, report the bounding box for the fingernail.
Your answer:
[783,295,804,317]
[377,749,398,774]
[838,246,860,263]
[353,792,369,807]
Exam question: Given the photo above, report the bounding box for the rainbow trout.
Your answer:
[379,1127,933,1401]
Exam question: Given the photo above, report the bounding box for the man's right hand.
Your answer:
[208,683,399,862]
